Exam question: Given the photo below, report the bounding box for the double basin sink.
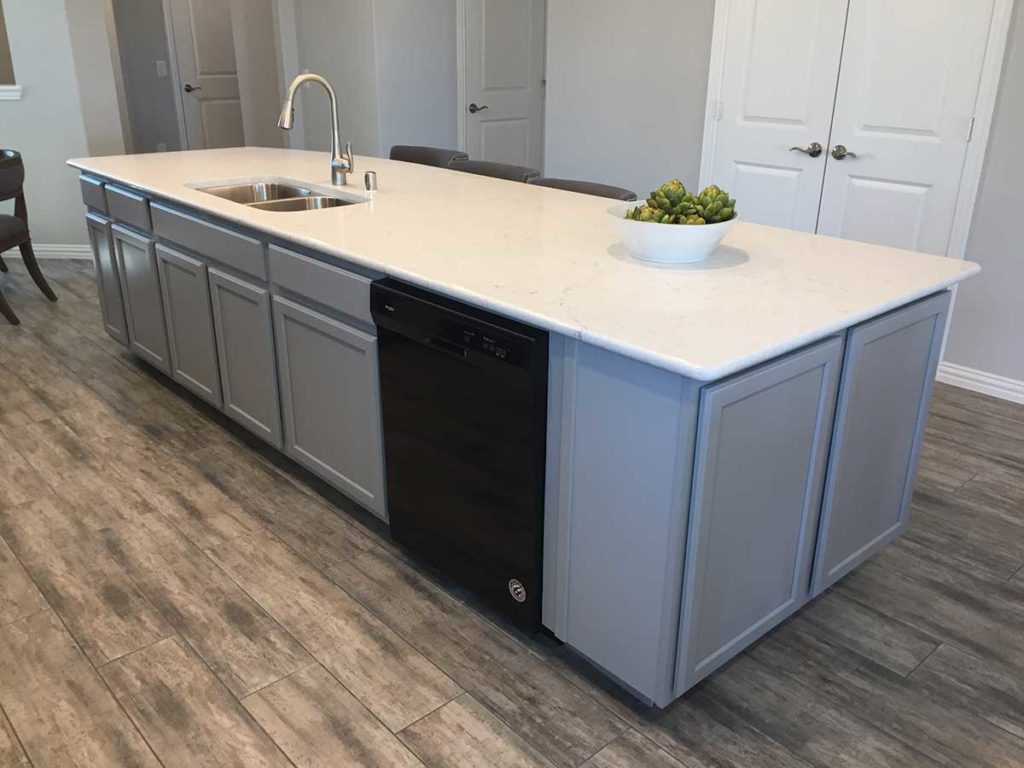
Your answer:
[197,181,367,213]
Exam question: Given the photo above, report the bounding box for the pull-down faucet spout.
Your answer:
[278,73,353,186]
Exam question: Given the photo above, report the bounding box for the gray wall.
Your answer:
[543,0,715,196]
[293,0,383,156]
[944,2,1024,385]
[110,0,181,153]
[1,0,119,245]
[290,0,458,158]
[373,0,458,154]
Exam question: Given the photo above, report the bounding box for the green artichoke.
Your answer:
[625,180,737,225]
[693,184,737,223]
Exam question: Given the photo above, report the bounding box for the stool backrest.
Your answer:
[390,145,469,168]
[0,150,24,203]
[527,176,637,201]
[447,158,540,183]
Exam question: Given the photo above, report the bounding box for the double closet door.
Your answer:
[706,0,995,255]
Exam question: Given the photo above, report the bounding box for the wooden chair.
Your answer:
[0,150,57,325]
[527,176,638,201]
[390,145,469,168]
[447,158,540,183]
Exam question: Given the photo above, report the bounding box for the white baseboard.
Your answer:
[937,362,1024,405]
[8,244,93,260]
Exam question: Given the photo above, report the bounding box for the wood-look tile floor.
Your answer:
[1,259,1023,768]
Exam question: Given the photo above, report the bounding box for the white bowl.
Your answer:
[608,201,737,264]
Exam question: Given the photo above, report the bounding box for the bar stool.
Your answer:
[390,145,469,168]
[527,176,638,201]
[447,158,540,183]
[0,150,58,325]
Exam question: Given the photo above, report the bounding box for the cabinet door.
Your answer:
[156,245,221,407]
[86,213,128,346]
[112,224,170,373]
[272,296,386,518]
[676,337,843,693]
[811,293,950,594]
[208,267,282,447]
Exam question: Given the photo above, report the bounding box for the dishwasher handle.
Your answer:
[426,336,469,359]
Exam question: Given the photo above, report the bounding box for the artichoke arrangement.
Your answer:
[626,180,737,225]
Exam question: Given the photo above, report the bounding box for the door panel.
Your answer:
[812,293,950,593]
[817,0,995,253]
[675,336,843,693]
[708,0,849,230]
[272,296,386,519]
[166,0,245,149]
[464,0,546,169]
[156,245,221,407]
[112,225,171,373]
[208,268,282,446]
[86,213,129,346]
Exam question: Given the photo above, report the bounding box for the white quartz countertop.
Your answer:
[69,147,979,381]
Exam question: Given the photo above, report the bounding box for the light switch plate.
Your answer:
[156,60,168,78]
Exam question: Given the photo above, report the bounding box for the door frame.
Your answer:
[697,0,1015,261]
[160,0,190,150]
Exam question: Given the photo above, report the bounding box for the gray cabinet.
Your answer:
[272,296,387,518]
[811,292,950,594]
[675,337,843,693]
[155,245,222,407]
[208,267,282,447]
[112,224,170,373]
[86,213,128,346]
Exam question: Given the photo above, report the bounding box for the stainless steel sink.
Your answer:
[250,196,349,212]
[199,182,315,205]
[194,180,366,212]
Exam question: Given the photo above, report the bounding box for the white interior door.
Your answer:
[166,0,245,149]
[463,0,546,169]
[816,0,995,254]
[706,0,849,231]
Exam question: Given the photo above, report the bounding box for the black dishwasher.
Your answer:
[371,278,548,629]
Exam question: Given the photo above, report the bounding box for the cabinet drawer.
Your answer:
[269,245,371,325]
[80,175,107,213]
[106,185,151,231]
[152,203,266,280]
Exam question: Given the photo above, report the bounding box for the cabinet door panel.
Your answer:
[112,224,170,373]
[156,245,221,407]
[272,296,386,518]
[811,292,950,593]
[86,213,128,346]
[676,337,843,693]
[208,268,282,447]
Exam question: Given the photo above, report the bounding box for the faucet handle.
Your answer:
[344,141,354,171]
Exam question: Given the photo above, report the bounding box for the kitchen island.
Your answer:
[69,147,977,707]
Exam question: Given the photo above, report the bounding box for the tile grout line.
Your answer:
[731,652,947,768]
[0,543,171,768]
[197,528,459,742]
[0,693,36,768]
[902,642,942,679]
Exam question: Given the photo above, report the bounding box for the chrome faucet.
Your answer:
[278,73,354,186]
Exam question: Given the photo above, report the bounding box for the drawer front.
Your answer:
[106,185,152,232]
[269,245,371,325]
[80,175,107,213]
[152,203,266,280]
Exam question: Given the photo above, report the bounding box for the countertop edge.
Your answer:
[67,158,981,383]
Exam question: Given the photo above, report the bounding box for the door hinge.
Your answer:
[713,100,725,122]
[967,116,977,143]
